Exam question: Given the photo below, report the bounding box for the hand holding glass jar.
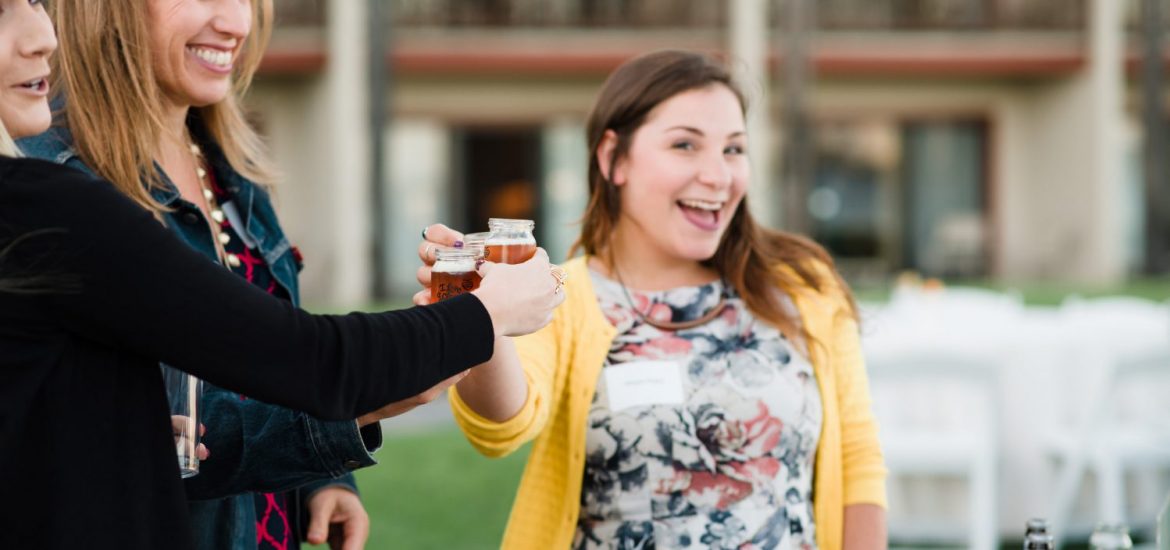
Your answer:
[415,222,564,337]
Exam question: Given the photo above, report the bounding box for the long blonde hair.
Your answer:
[49,0,277,213]
[0,119,20,158]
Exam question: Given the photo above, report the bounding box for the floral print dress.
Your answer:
[574,271,823,550]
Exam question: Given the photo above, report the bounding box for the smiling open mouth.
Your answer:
[187,47,233,69]
[677,199,725,230]
[19,79,48,93]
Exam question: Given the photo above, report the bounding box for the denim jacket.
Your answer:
[19,121,381,550]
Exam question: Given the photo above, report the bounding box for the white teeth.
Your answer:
[188,47,232,68]
[679,199,723,211]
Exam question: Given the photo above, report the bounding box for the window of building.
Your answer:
[810,117,989,282]
[454,127,544,241]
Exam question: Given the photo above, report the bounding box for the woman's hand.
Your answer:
[843,503,888,550]
[354,370,469,427]
[170,417,209,461]
[411,223,565,337]
[413,223,464,304]
[472,248,565,337]
[305,486,369,550]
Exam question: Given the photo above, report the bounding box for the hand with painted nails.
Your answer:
[414,223,563,337]
[414,223,465,298]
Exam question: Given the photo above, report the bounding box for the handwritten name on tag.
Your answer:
[604,360,686,412]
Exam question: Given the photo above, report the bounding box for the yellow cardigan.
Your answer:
[451,256,887,550]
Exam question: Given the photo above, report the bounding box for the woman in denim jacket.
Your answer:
[21,1,377,548]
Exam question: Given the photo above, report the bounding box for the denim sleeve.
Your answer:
[184,383,381,500]
[300,473,359,498]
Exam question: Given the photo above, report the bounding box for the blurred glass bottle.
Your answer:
[1026,534,1056,550]
[1026,518,1050,537]
[1157,491,1170,550]
[1089,523,1133,550]
[1025,518,1052,549]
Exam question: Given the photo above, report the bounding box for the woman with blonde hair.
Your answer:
[22,1,358,548]
[0,2,562,549]
[419,50,887,549]
[19,1,559,549]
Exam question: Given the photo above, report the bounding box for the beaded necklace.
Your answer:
[187,142,239,268]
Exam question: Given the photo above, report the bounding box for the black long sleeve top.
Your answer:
[0,156,495,549]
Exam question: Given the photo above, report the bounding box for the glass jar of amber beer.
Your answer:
[462,232,491,262]
[431,248,482,302]
[484,218,536,264]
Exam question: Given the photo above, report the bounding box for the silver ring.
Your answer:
[551,265,566,294]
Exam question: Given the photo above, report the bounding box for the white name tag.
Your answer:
[604,360,686,412]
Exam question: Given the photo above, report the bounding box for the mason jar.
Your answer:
[431,248,482,302]
[461,231,491,263]
[484,218,536,265]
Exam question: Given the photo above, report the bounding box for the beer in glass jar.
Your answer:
[431,248,482,302]
[484,218,536,264]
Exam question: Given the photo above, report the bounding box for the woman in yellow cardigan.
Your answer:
[418,50,887,549]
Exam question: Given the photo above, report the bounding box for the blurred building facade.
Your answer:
[250,0,1161,305]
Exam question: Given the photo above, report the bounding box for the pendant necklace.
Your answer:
[609,261,728,331]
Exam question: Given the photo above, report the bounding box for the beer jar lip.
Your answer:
[433,261,478,274]
[434,247,481,268]
[463,232,492,247]
[487,218,535,232]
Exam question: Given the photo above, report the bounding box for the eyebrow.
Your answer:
[665,126,746,139]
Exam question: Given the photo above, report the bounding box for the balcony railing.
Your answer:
[1124,0,1170,30]
[392,0,726,28]
[271,0,324,27]
[817,0,1084,30]
[272,0,1086,30]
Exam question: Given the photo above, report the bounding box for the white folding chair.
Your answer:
[1058,296,1170,351]
[866,350,1000,550]
[872,285,1025,356]
[1047,344,1170,542]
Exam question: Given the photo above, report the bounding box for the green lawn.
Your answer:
[332,427,528,550]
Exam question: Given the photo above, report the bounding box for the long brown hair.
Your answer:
[49,0,277,214]
[573,50,857,341]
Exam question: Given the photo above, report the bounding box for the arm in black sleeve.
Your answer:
[0,158,495,421]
